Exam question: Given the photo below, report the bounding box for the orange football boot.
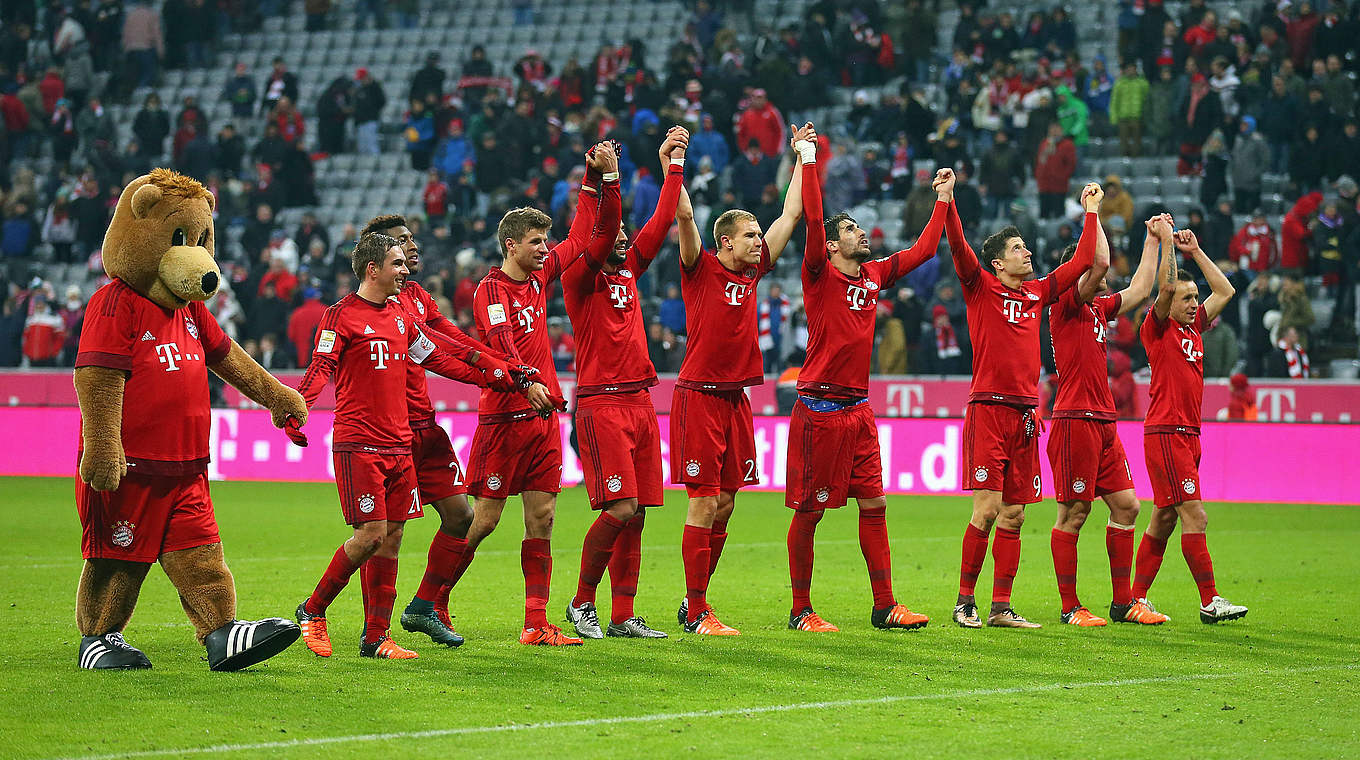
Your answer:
[519,623,585,646]
[1061,606,1108,626]
[873,604,930,630]
[789,608,840,632]
[684,609,741,635]
[295,602,332,657]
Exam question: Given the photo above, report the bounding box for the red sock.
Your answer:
[787,510,822,613]
[959,523,989,597]
[415,530,467,603]
[608,510,645,624]
[434,545,475,618]
[991,527,1022,605]
[306,544,359,615]
[1180,532,1218,605]
[1131,532,1168,599]
[707,518,729,579]
[521,538,552,629]
[361,555,398,644]
[1050,528,1080,611]
[681,524,712,623]
[858,507,896,609]
[1106,525,1135,606]
[575,512,625,606]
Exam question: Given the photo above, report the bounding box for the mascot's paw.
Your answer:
[80,448,127,492]
[79,632,152,670]
[205,618,301,672]
[270,386,308,429]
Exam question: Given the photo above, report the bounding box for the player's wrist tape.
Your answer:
[670,158,685,169]
[795,141,817,164]
[602,171,620,182]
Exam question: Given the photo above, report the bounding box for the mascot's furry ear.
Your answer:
[131,183,163,219]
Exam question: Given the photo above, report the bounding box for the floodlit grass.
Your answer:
[2,476,1357,759]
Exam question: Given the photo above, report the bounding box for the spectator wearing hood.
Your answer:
[1281,192,1323,273]
[1229,209,1279,273]
[1099,174,1135,230]
[1054,84,1089,147]
[1227,373,1257,420]
[1230,116,1270,213]
[1111,60,1149,157]
[1145,65,1178,155]
[22,294,65,367]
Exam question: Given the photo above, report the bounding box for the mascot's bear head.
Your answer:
[102,168,221,310]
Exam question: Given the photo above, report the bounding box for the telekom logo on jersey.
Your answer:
[1002,298,1031,324]
[155,343,184,371]
[724,282,748,306]
[845,284,874,311]
[369,340,390,369]
[608,283,632,309]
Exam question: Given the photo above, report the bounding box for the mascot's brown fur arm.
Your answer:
[210,342,309,427]
[74,367,128,492]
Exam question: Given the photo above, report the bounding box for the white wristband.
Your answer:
[670,158,685,169]
[795,141,816,164]
[602,171,620,182]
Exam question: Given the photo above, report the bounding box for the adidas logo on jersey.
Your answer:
[141,331,156,341]
[364,325,376,335]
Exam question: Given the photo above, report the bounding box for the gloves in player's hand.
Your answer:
[476,353,519,393]
[283,416,308,447]
[512,364,539,390]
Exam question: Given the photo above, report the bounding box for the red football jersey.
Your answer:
[676,242,773,391]
[394,282,489,424]
[299,294,460,452]
[798,164,947,398]
[474,179,611,420]
[75,279,231,476]
[1049,290,1123,419]
[1141,305,1208,432]
[945,204,1098,406]
[562,164,665,397]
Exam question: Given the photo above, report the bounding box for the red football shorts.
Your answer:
[576,392,663,509]
[411,423,468,504]
[1046,417,1135,503]
[1144,431,1202,508]
[77,472,220,563]
[467,413,563,499]
[785,399,883,510]
[962,402,1042,505]
[669,386,759,492]
[333,451,422,525]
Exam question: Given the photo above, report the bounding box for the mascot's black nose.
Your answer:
[201,272,219,293]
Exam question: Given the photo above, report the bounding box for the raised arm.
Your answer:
[1176,228,1235,321]
[676,184,703,269]
[546,141,615,280]
[1152,223,1179,322]
[581,160,623,270]
[938,168,981,286]
[1117,214,1169,315]
[885,181,952,282]
[632,127,689,269]
[799,131,826,277]
[764,123,816,264]
[1046,183,1102,300]
[1075,211,1112,303]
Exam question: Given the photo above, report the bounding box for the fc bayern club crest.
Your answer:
[618,268,632,278]
[183,316,199,340]
[1182,479,1197,495]
[395,316,405,334]
[815,487,830,503]
[1072,479,1087,494]
[685,461,700,478]
[606,475,623,493]
[974,466,989,482]
[487,474,504,491]
[358,494,376,513]
[110,520,135,548]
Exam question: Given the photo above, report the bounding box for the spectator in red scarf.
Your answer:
[929,303,965,374]
[1268,326,1311,377]
[1229,209,1279,272]
[270,96,305,144]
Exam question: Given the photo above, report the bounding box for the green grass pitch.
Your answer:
[2,475,1358,759]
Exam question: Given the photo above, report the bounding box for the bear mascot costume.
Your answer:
[73,168,306,671]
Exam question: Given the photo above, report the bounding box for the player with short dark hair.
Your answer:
[942,172,1102,629]
[292,234,521,659]
[456,142,621,646]
[669,123,814,636]
[1046,213,1171,627]
[560,128,688,640]
[1133,228,1248,624]
[782,133,949,633]
[355,213,523,648]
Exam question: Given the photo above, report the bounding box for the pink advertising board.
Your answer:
[5,407,1356,505]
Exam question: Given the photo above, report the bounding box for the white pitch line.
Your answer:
[49,663,1357,760]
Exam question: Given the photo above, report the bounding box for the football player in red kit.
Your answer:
[293,233,521,659]
[1046,213,1171,626]
[1135,228,1248,624]
[783,133,948,633]
[459,142,621,646]
[560,128,689,640]
[670,123,814,636]
[943,173,1101,629]
[356,214,516,648]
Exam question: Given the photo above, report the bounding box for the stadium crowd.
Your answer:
[1,0,1358,392]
